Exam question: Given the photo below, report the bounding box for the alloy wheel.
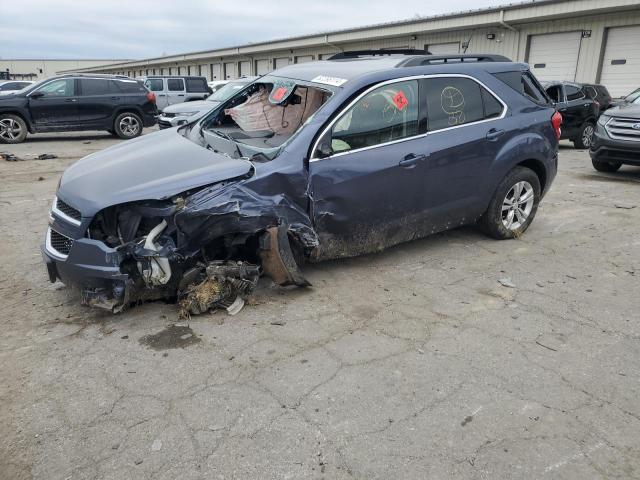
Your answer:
[582,124,594,148]
[119,116,141,137]
[501,180,535,231]
[0,118,23,141]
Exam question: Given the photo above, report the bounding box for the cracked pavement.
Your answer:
[1,131,639,479]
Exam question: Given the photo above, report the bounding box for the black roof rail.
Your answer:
[398,54,512,67]
[327,49,432,60]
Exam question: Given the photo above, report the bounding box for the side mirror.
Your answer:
[29,91,44,99]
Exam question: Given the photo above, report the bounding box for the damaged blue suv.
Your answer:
[43,50,560,314]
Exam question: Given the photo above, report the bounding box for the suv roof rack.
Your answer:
[58,73,131,79]
[398,54,512,67]
[327,49,432,60]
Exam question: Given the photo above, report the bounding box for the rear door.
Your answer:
[309,79,432,257]
[28,78,79,127]
[421,75,507,223]
[558,84,589,136]
[78,78,114,127]
[166,78,186,105]
[145,78,167,109]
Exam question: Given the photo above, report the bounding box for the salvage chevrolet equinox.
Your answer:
[42,50,559,314]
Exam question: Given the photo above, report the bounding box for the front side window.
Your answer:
[167,78,185,91]
[328,80,419,154]
[145,79,164,92]
[36,79,75,97]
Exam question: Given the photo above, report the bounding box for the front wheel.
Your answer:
[573,122,594,149]
[113,112,143,139]
[479,166,541,240]
[0,114,28,144]
[592,159,621,172]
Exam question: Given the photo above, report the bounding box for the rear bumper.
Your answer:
[590,127,640,165]
[142,112,158,128]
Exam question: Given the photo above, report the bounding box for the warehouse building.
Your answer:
[0,59,130,80]
[63,0,640,96]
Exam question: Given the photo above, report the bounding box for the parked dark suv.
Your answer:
[542,81,599,149]
[42,51,559,313]
[0,74,157,143]
[590,97,640,172]
[582,83,613,113]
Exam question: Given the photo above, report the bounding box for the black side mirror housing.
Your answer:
[29,91,44,99]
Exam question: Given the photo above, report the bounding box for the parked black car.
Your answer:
[542,81,599,148]
[0,74,157,143]
[582,83,613,113]
[42,51,559,313]
[590,100,640,172]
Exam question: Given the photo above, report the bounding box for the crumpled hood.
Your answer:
[606,103,640,119]
[162,100,219,115]
[58,128,252,217]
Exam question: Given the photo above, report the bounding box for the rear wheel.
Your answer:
[0,114,28,144]
[573,122,594,149]
[480,166,541,240]
[113,112,142,139]
[592,159,621,172]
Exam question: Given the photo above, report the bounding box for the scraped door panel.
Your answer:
[310,137,432,260]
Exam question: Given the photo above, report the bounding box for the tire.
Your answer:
[572,122,595,149]
[113,112,143,139]
[592,159,621,172]
[0,114,28,144]
[480,166,541,240]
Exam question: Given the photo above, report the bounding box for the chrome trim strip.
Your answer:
[309,73,508,162]
[45,227,68,260]
[51,196,82,226]
[605,117,640,142]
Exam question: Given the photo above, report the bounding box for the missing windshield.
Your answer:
[201,78,332,160]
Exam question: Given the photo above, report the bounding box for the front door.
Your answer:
[145,78,167,109]
[309,79,432,259]
[166,78,186,105]
[28,78,79,127]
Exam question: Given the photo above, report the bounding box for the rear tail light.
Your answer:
[551,111,562,140]
[146,92,156,103]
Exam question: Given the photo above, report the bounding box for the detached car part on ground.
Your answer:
[42,52,559,315]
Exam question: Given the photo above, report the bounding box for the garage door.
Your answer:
[427,42,460,54]
[238,61,251,77]
[224,62,236,79]
[255,59,271,75]
[274,57,290,69]
[210,63,222,80]
[528,31,581,82]
[599,25,640,97]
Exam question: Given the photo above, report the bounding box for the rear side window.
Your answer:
[584,86,598,99]
[329,79,419,154]
[167,78,184,91]
[565,85,584,101]
[596,85,610,98]
[425,77,502,131]
[145,79,164,92]
[493,71,548,104]
[80,79,110,96]
[112,80,146,93]
[186,78,208,93]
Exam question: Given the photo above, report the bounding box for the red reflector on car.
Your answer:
[551,111,562,140]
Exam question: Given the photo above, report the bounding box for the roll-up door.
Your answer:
[599,25,640,97]
[527,31,581,82]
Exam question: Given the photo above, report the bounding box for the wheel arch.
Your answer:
[516,158,547,193]
[0,109,34,133]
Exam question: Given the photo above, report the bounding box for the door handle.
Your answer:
[65,98,77,102]
[111,96,120,100]
[399,153,427,168]
[177,94,185,97]
[486,128,505,141]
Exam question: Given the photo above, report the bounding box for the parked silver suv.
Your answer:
[139,76,212,110]
[158,77,257,129]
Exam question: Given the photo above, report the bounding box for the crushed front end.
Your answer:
[42,184,313,314]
